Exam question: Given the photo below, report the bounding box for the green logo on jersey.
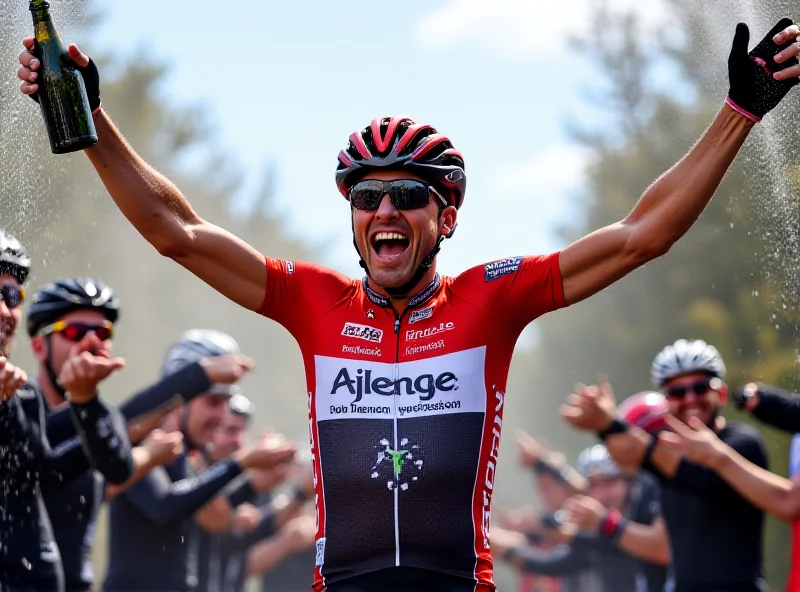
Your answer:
[386,449,409,476]
[371,437,425,491]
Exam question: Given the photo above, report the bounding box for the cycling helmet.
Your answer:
[0,228,31,285]
[27,277,119,337]
[336,116,467,299]
[577,445,623,479]
[336,116,467,209]
[229,393,252,419]
[162,328,241,396]
[650,339,726,386]
[619,391,669,433]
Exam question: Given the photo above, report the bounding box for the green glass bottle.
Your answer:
[29,0,97,154]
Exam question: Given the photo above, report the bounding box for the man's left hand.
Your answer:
[728,18,800,120]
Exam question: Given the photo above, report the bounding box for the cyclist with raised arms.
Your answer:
[16,17,800,592]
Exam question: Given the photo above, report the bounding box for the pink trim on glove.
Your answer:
[725,97,762,123]
[92,102,103,116]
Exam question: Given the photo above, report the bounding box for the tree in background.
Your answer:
[497,1,800,587]
[1,3,317,581]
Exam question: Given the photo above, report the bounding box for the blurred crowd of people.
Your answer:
[0,229,316,592]
[491,338,800,592]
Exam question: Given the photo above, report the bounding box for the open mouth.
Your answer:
[371,231,410,259]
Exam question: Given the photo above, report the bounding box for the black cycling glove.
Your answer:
[727,18,799,122]
[30,53,102,113]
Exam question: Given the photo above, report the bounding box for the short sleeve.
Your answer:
[256,257,355,339]
[452,252,567,331]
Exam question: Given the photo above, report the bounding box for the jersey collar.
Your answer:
[363,274,441,309]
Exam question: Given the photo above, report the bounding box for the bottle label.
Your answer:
[35,21,50,42]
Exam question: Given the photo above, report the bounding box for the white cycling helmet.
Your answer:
[163,328,242,396]
[650,339,726,387]
[577,445,623,479]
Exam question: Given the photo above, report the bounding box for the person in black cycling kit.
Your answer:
[659,381,800,523]
[564,438,669,591]
[17,17,800,591]
[0,233,134,592]
[189,394,314,592]
[103,329,297,592]
[493,445,658,592]
[23,279,256,592]
[563,339,768,592]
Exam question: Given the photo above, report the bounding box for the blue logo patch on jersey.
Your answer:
[484,257,523,282]
[409,306,434,324]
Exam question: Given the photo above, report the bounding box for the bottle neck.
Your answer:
[30,2,57,45]
[30,0,51,21]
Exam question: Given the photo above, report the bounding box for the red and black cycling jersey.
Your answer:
[258,253,567,591]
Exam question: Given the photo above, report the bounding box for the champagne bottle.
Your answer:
[29,0,97,154]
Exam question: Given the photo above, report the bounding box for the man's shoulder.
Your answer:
[722,419,764,442]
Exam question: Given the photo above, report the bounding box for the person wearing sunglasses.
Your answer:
[0,244,138,591]
[15,17,800,592]
[24,281,256,592]
[656,377,800,524]
[561,339,768,592]
[0,228,30,360]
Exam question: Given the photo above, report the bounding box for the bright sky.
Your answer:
[81,0,670,279]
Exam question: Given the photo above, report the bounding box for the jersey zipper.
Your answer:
[392,313,401,567]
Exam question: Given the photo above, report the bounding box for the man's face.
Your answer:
[351,170,457,291]
[211,411,249,460]
[0,274,23,358]
[663,372,725,428]
[187,394,230,447]
[587,476,630,511]
[32,309,113,376]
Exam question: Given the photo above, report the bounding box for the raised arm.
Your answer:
[558,20,800,304]
[18,40,267,311]
[559,106,750,304]
[663,415,800,521]
[123,436,296,525]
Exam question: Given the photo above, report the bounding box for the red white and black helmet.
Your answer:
[619,391,670,434]
[336,116,467,210]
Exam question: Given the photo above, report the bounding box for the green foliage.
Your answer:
[500,1,800,588]
[1,1,317,582]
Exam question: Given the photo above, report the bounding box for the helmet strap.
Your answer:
[43,335,68,401]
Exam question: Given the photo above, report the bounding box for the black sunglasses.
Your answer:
[664,377,722,399]
[0,283,25,309]
[349,179,447,211]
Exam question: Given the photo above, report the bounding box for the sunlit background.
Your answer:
[2,0,800,589]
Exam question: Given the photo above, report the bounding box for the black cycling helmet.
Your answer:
[27,277,120,337]
[0,228,31,285]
